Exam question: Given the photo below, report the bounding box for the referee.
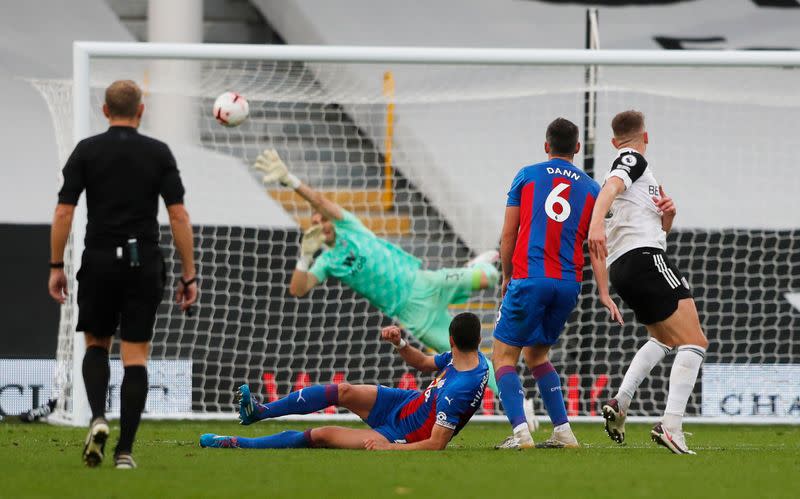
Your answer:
[48,80,197,469]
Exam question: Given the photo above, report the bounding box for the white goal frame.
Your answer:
[55,42,800,427]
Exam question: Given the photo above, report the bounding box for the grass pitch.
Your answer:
[1,419,798,498]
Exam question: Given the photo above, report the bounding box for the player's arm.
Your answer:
[652,185,677,233]
[589,249,624,325]
[288,224,325,297]
[254,149,343,221]
[365,424,453,451]
[587,177,625,260]
[380,326,438,373]
[499,206,520,296]
[289,263,320,297]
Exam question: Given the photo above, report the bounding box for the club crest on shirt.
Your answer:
[424,374,447,402]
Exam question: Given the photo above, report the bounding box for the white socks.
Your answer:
[663,345,706,432]
[554,422,572,433]
[513,422,533,443]
[616,338,672,412]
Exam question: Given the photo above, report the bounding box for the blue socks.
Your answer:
[254,384,339,421]
[533,362,568,427]
[496,365,527,429]
[202,430,312,449]
[232,430,311,449]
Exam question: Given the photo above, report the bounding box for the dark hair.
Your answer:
[611,110,645,139]
[449,312,481,352]
[545,117,580,156]
[105,80,142,118]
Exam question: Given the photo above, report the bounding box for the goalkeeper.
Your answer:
[255,150,500,390]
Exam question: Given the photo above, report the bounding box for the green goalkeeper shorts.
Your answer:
[395,267,480,352]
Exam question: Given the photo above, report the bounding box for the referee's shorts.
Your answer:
[609,247,692,325]
[76,242,166,342]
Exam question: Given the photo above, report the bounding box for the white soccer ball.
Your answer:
[213,91,249,127]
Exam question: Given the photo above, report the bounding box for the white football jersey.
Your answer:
[603,147,667,266]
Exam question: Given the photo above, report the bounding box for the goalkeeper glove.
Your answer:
[254,149,301,189]
[296,225,325,271]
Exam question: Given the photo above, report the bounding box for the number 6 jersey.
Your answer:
[507,158,601,282]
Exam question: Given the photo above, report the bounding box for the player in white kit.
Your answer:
[587,110,709,455]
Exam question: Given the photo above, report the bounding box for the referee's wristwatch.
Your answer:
[49,261,64,269]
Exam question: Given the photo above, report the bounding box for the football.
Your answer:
[212,91,249,127]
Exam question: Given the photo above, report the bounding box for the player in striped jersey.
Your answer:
[588,110,709,454]
[199,313,488,451]
[493,118,604,449]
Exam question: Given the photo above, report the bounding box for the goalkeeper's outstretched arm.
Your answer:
[287,224,324,297]
[254,149,343,221]
[381,326,438,373]
[289,262,318,297]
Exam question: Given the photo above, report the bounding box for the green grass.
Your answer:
[2,419,798,498]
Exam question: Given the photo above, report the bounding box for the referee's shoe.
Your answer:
[82,417,109,467]
[114,452,137,469]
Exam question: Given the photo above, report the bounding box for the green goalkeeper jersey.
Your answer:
[309,210,422,316]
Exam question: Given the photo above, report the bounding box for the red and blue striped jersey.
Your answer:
[507,159,601,282]
[395,352,488,443]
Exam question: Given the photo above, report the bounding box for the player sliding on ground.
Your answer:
[588,110,709,455]
[253,149,502,392]
[200,313,488,450]
[493,118,603,450]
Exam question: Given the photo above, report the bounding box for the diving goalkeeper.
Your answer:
[255,150,500,390]
[200,314,488,450]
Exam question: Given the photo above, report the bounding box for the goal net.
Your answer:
[37,44,800,425]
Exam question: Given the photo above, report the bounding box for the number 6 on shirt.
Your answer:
[545,182,572,222]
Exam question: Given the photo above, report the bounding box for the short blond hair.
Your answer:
[611,110,645,139]
[105,80,142,118]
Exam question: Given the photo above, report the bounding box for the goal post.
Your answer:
[42,42,800,426]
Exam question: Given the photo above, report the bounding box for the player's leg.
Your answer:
[602,248,677,443]
[465,250,500,290]
[492,339,532,449]
[239,382,377,424]
[492,278,549,448]
[523,345,578,449]
[309,427,390,449]
[602,335,671,444]
[525,279,581,448]
[648,298,708,454]
[200,426,389,450]
[434,264,499,306]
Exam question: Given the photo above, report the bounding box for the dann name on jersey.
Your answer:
[546,167,581,181]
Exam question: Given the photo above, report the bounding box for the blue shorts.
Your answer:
[493,277,581,347]
[365,385,417,442]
